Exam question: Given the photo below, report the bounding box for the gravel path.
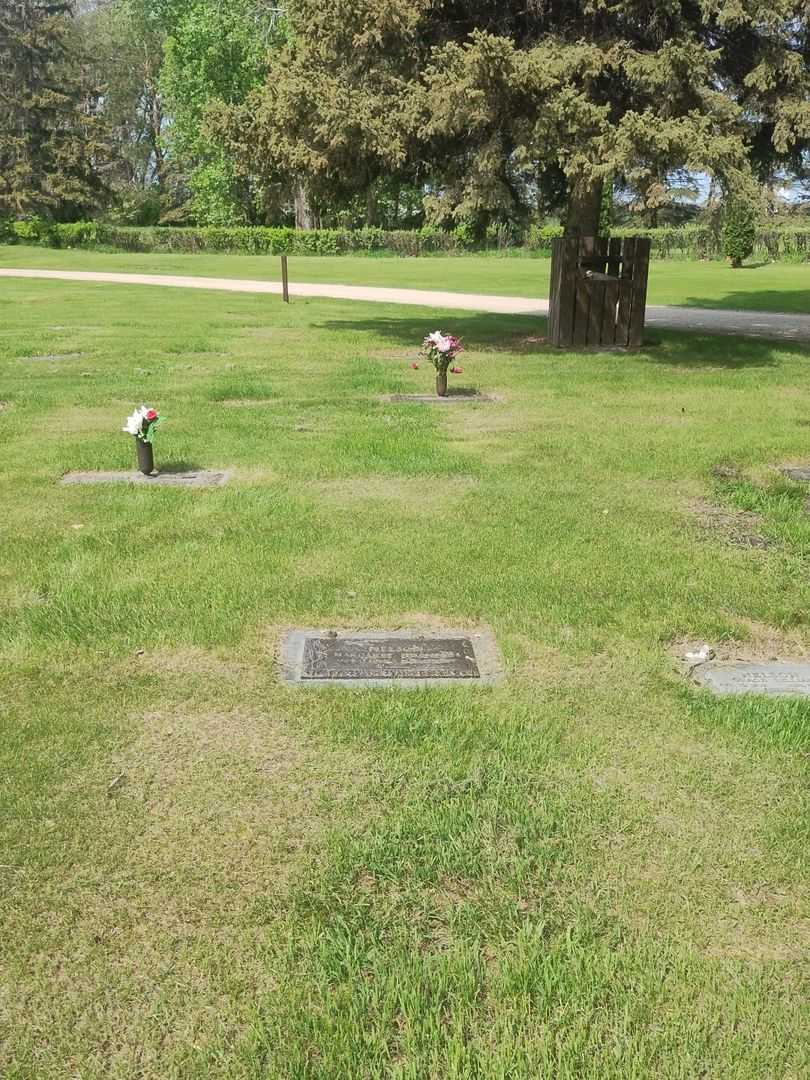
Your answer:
[2,267,809,344]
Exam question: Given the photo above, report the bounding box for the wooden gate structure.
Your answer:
[548,236,651,349]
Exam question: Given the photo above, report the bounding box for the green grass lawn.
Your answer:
[2,278,810,1078]
[2,243,810,313]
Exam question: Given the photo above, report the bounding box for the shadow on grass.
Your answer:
[318,311,797,369]
[320,311,545,350]
[444,387,481,397]
[158,460,205,473]
[644,333,784,369]
[678,288,810,317]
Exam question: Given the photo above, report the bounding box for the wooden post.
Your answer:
[281,255,290,303]
[627,240,651,348]
[615,237,636,347]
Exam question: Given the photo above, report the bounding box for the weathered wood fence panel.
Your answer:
[548,236,651,349]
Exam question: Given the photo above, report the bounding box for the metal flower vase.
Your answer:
[135,437,155,475]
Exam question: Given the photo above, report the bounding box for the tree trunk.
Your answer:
[293,178,313,230]
[365,183,378,227]
[564,177,604,237]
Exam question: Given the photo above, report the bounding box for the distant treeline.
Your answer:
[4,219,810,262]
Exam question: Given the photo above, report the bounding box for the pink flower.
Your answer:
[410,362,419,369]
[426,330,448,349]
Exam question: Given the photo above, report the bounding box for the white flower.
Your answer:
[122,405,149,436]
[427,330,452,353]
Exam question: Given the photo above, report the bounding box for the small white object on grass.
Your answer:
[107,774,126,795]
[684,645,715,664]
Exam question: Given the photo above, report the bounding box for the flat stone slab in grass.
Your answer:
[693,661,810,697]
[61,470,230,488]
[386,391,494,404]
[281,628,504,687]
[782,467,810,483]
[25,353,86,362]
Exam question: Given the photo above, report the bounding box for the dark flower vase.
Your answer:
[436,372,448,397]
[135,437,155,475]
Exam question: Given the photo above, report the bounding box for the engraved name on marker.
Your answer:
[301,636,481,681]
[693,662,810,697]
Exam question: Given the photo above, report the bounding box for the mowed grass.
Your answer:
[2,277,810,1078]
[2,242,810,312]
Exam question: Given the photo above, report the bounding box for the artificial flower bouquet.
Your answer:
[416,330,464,375]
[411,330,464,397]
[123,405,161,443]
[123,405,162,475]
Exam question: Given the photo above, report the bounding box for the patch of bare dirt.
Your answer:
[706,887,810,962]
[669,617,810,666]
[266,613,494,643]
[734,617,810,658]
[385,611,495,634]
[689,498,771,549]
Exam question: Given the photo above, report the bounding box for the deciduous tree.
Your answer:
[160,0,281,223]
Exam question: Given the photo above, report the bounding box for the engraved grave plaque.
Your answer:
[281,628,504,687]
[782,467,810,483]
[693,661,810,697]
[301,636,480,681]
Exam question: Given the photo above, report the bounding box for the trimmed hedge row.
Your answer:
[3,216,810,260]
[0,219,525,256]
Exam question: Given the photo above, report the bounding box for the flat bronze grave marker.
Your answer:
[282,629,503,687]
[25,352,86,362]
[782,466,810,483]
[693,661,810,697]
[61,470,230,488]
[385,391,493,405]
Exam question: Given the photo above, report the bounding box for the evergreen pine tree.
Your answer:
[210,1,810,236]
[0,0,110,220]
[722,198,758,268]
